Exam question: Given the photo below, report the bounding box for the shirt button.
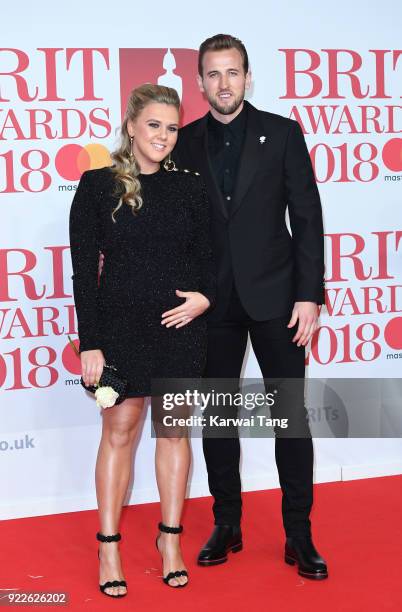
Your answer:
[226,195,231,201]
[225,141,231,146]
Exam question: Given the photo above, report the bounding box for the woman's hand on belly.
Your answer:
[161,290,210,329]
[81,349,105,386]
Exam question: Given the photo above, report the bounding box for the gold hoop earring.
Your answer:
[163,153,177,172]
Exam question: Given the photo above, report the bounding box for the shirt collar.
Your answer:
[207,102,248,137]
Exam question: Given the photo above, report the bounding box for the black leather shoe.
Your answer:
[285,535,328,580]
[198,525,242,566]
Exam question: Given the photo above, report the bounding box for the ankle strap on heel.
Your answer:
[158,522,183,534]
[96,532,121,542]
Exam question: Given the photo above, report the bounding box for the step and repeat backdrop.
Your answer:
[1,0,401,519]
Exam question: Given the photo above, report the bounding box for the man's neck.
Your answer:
[209,100,245,125]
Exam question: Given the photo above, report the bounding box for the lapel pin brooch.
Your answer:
[259,136,266,144]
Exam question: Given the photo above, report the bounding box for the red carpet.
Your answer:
[1,476,401,611]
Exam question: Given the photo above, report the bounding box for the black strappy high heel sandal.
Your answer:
[155,522,188,588]
[96,532,127,598]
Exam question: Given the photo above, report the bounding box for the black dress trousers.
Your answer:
[203,285,313,537]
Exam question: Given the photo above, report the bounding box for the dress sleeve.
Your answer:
[69,170,102,352]
[189,178,217,310]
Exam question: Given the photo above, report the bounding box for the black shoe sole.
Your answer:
[198,542,243,566]
[285,554,328,580]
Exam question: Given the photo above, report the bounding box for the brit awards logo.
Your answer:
[0,46,207,193]
[279,48,402,183]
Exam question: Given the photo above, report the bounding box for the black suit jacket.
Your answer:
[173,101,325,322]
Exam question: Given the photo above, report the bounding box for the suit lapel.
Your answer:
[189,115,229,220]
[230,102,266,217]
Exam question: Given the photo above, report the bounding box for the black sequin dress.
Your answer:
[69,166,216,397]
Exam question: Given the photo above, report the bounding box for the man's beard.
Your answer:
[207,89,245,116]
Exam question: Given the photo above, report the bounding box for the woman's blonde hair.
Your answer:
[110,83,180,222]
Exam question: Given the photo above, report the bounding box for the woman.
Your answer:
[69,84,215,597]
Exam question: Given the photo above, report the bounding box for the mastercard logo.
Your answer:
[61,338,81,375]
[382,138,402,172]
[55,144,112,181]
[384,316,402,350]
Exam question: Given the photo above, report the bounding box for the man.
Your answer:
[173,34,328,580]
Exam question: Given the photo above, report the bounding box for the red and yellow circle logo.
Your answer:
[55,144,111,181]
[382,138,402,172]
[384,317,402,350]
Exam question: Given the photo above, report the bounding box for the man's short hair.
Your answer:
[198,34,249,77]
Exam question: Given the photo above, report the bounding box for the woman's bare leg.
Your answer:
[155,435,190,586]
[96,397,144,596]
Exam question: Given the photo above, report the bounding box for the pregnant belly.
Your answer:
[99,279,192,319]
